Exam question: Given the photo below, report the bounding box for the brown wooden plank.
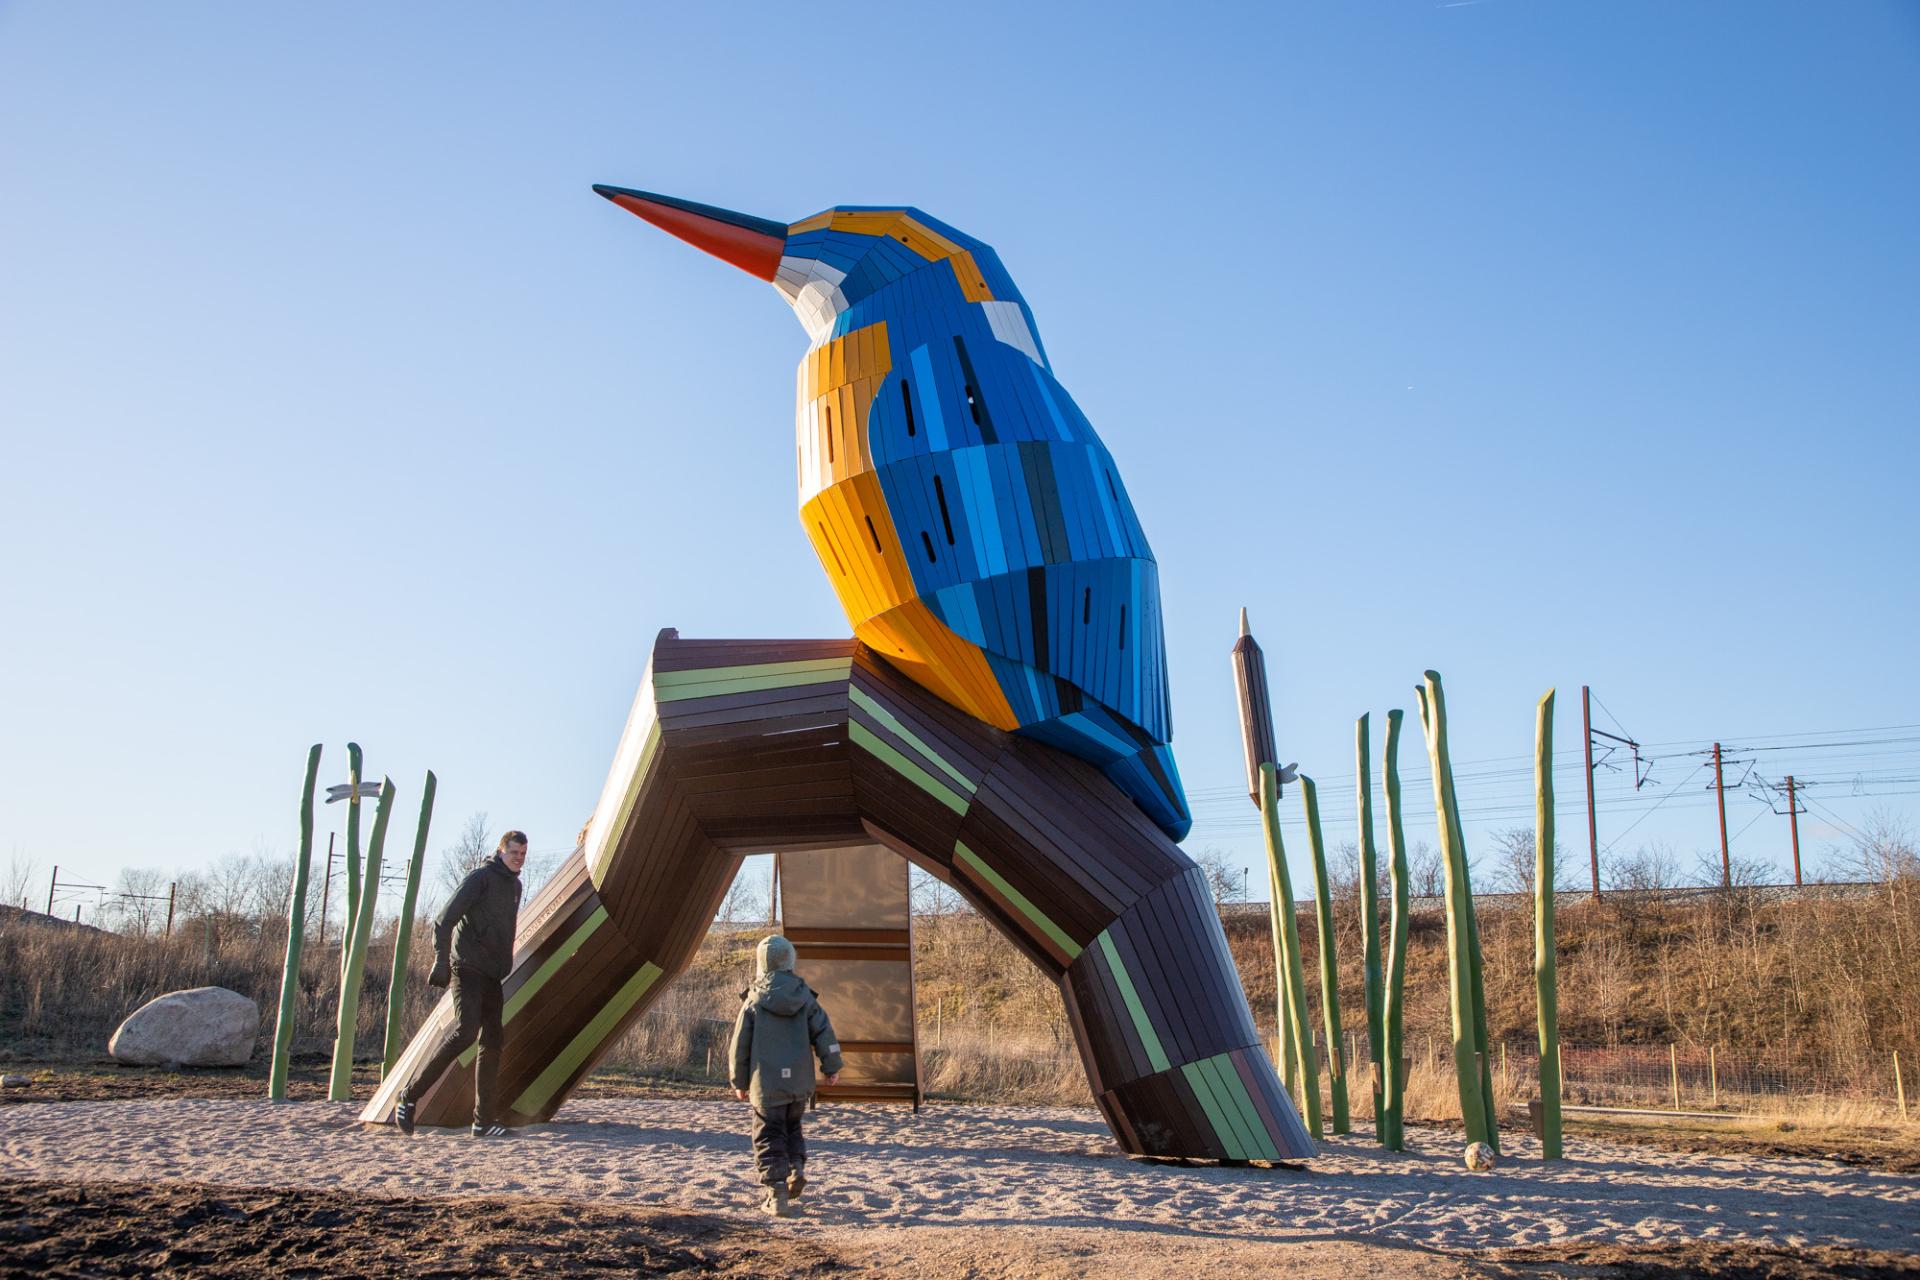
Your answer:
[785,927,910,945]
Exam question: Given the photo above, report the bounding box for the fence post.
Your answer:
[1897,1050,1907,1121]
[1670,1044,1680,1112]
[1710,1045,1718,1108]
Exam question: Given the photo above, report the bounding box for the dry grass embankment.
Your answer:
[5,871,1915,1142]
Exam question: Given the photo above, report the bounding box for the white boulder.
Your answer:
[109,986,260,1067]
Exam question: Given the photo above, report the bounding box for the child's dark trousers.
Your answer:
[752,1101,807,1186]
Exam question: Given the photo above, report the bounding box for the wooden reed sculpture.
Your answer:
[383,769,436,1079]
[1534,690,1563,1158]
[270,743,321,1101]
[331,776,393,1101]
[1259,762,1321,1136]
[1298,775,1350,1134]
[1379,709,1412,1150]
[1355,713,1385,1135]
[1416,671,1495,1150]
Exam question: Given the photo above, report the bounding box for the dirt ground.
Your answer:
[4,1178,1917,1280]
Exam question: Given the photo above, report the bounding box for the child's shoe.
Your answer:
[761,1184,792,1218]
[786,1168,806,1199]
[393,1097,416,1137]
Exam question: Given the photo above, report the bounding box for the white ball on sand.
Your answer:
[1464,1141,1498,1171]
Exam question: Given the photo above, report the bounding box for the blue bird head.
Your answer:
[591,187,1041,353]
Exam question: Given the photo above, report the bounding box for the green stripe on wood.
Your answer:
[1207,1054,1280,1160]
[512,961,663,1115]
[652,656,852,686]
[1203,1056,1266,1159]
[1180,1058,1248,1160]
[849,721,968,814]
[953,842,1081,959]
[849,686,977,794]
[654,659,852,702]
[1095,932,1170,1073]
[459,905,610,1069]
[589,718,664,886]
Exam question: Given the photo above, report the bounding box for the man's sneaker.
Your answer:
[760,1185,791,1218]
[786,1169,806,1199]
[471,1123,508,1139]
[393,1098,416,1137]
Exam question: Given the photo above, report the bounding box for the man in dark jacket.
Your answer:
[394,830,527,1138]
[729,934,843,1218]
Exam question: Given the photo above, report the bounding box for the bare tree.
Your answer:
[1407,840,1444,898]
[105,867,170,935]
[1190,847,1249,905]
[717,865,765,925]
[1608,841,1682,892]
[2,850,36,911]
[1831,810,1920,884]
[1691,849,1775,890]
[909,864,966,918]
[438,812,493,898]
[1486,826,1569,896]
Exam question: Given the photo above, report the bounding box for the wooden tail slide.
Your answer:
[363,630,1314,1162]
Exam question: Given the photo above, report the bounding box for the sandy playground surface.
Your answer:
[3,1097,1918,1276]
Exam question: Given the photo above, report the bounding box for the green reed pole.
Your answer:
[330,775,393,1101]
[270,744,321,1101]
[1356,714,1385,1135]
[1416,679,1490,1148]
[382,769,436,1078]
[340,741,363,978]
[1535,690,1563,1158]
[1259,763,1321,1137]
[1380,710,1412,1150]
[1299,775,1350,1134]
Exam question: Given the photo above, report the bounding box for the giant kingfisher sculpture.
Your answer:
[364,189,1314,1162]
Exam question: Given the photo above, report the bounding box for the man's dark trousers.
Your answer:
[752,1101,807,1186]
[406,970,504,1126]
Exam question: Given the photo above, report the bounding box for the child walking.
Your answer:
[729,934,844,1218]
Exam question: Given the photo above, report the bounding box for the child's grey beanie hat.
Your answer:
[757,934,796,974]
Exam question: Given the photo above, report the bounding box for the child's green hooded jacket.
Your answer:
[730,961,844,1109]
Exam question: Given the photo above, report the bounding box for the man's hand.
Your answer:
[734,1089,748,1101]
[824,1072,840,1086]
[428,959,451,989]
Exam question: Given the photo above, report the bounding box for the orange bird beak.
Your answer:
[592,185,787,282]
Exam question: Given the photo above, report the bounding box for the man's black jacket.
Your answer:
[435,856,523,980]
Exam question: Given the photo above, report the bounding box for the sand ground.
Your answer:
[4,1097,1918,1276]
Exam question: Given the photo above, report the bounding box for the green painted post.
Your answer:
[1427,671,1499,1152]
[1259,763,1321,1137]
[1299,775,1351,1134]
[1380,709,1412,1151]
[269,744,322,1101]
[1356,714,1385,1136]
[381,769,436,1078]
[340,742,364,975]
[329,775,394,1101]
[1535,690,1564,1158]
[1416,681,1490,1148]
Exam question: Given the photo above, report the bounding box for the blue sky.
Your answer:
[3,2,1916,917]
